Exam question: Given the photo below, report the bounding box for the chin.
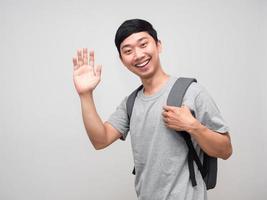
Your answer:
[137,70,156,80]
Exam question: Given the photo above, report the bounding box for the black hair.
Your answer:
[114,19,159,55]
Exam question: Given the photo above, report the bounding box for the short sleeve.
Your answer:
[194,87,230,134]
[107,96,130,140]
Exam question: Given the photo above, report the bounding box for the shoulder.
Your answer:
[183,81,206,101]
[182,80,217,113]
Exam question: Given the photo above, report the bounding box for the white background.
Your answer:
[0,0,266,199]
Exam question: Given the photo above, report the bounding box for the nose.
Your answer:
[133,48,145,62]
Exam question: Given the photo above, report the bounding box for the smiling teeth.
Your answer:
[135,59,150,68]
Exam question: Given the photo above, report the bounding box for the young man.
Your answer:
[72,19,232,200]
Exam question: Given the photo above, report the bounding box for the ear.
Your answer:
[157,40,162,53]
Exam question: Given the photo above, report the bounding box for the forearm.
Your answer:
[80,92,107,149]
[188,121,232,160]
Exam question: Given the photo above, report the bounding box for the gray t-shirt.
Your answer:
[108,76,229,200]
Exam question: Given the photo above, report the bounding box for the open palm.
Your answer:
[73,49,102,95]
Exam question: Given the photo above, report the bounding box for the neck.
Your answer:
[141,68,170,96]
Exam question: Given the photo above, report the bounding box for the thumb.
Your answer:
[95,64,102,77]
[163,105,176,112]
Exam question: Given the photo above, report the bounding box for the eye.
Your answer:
[123,49,132,55]
[140,42,148,48]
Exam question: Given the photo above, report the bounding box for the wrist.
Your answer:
[79,91,93,101]
[187,119,206,136]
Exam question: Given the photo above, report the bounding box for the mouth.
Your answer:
[134,58,151,68]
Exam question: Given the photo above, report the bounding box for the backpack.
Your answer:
[126,77,218,190]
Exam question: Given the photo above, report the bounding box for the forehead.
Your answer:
[120,32,152,48]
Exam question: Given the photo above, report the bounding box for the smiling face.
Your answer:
[119,31,162,79]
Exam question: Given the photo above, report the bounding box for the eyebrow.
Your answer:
[121,37,148,50]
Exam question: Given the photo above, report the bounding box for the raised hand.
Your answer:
[73,48,102,95]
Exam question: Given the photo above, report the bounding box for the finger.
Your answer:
[73,57,79,69]
[95,64,102,77]
[163,105,169,111]
[163,105,176,112]
[169,125,181,131]
[162,116,168,123]
[163,113,173,122]
[165,123,172,129]
[83,48,88,65]
[89,50,94,67]
[77,49,83,66]
[162,111,168,117]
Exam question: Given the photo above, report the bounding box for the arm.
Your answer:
[73,48,121,150]
[162,105,232,160]
[80,93,122,150]
[187,120,232,160]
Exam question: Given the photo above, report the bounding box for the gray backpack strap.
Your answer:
[126,85,143,121]
[126,85,143,175]
[167,77,217,190]
[167,78,201,186]
[167,77,197,107]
